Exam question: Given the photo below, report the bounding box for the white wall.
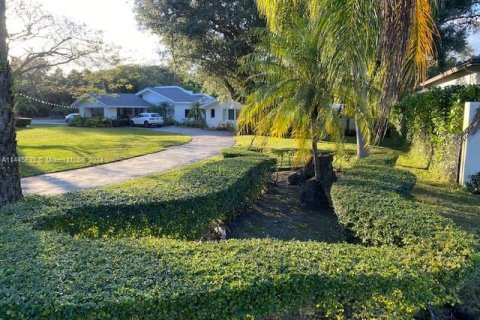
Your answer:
[104,108,117,119]
[78,101,103,117]
[140,91,193,123]
[205,100,243,128]
[459,102,480,185]
[173,103,193,123]
[435,73,480,88]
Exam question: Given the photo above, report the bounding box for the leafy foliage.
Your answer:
[13,65,186,118]
[393,85,480,181]
[34,155,275,239]
[431,0,480,74]
[67,116,113,128]
[0,152,477,318]
[467,172,480,195]
[14,117,31,128]
[239,17,346,178]
[134,0,265,98]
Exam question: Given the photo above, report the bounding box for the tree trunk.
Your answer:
[312,135,321,181]
[355,117,369,159]
[0,0,23,208]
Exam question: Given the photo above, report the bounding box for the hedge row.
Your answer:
[34,154,276,240]
[331,154,477,309]
[0,153,477,319]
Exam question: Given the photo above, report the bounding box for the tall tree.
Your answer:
[0,0,22,207]
[7,0,118,76]
[134,0,265,99]
[239,17,344,181]
[432,0,480,74]
[255,0,436,149]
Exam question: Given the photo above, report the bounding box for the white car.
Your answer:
[65,113,80,123]
[130,113,164,128]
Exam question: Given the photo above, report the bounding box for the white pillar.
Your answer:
[459,102,480,186]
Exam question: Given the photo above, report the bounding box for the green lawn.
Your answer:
[17,125,191,177]
[235,135,400,170]
[398,164,480,316]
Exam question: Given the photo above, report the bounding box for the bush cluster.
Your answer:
[467,172,480,195]
[392,85,480,181]
[34,155,275,240]
[0,153,477,319]
[15,117,32,128]
[331,154,477,311]
[67,116,113,128]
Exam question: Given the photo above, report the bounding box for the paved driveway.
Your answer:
[31,119,66,125]
[21,127,234,196]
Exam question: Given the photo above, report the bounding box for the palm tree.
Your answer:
[187,102,205,121]
[255,0,436,151]
[239,17,344,180]
[0,0,22,207]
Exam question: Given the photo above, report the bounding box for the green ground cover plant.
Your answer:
[0,149,477,319]
[393,85,480,182]
[16,125,191,177]
[34,154,275,239]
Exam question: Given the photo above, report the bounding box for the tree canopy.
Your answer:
[7,0,118,76]
[431,0,480,74]
[134,0,265,99]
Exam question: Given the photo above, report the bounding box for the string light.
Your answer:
[17,93,78,109]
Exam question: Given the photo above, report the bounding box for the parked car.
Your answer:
[130,113,164,128]
[65,113,80,123]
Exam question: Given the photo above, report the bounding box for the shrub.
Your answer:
[111,119,130,127]
[331,154,477,311]
[67,116,113,128]
[392,85,480,181]
[216,121,236,131]
[466,172,480,195]
[15,117,32,128]
[182,118,206,128]
[34,155,276,240]
[0,153,476,319]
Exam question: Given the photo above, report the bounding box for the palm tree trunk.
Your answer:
[0,0,23,207]
[312,135,321,181]
[355,117,369,159]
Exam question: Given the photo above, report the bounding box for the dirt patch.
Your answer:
[228,172,346,243]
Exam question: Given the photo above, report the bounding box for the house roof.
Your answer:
[90,93,152,107]
[421,56,480,89]
[140,86,214,104]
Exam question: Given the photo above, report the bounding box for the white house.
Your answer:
[72,93,152,119]
[420,56,480,89]
[71,86,243,128]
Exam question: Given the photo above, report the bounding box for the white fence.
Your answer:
[459,102,480,185]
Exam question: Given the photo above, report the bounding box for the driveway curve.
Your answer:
[21,127,234,196]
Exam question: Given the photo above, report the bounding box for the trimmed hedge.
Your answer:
[331,154,477,310]
[0,152,477,319]
[15,117,32,128]
[34,155,276,239]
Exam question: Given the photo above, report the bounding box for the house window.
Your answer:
[228,109,235,121]
[91,108,104,117]
[210,109,215,118]
[185,109,190,118]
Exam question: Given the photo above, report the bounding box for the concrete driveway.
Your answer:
[21,127,235,196]
[31,119,66,125]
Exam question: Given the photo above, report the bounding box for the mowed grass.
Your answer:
[235,135,399,170]
[17,125,191,177]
